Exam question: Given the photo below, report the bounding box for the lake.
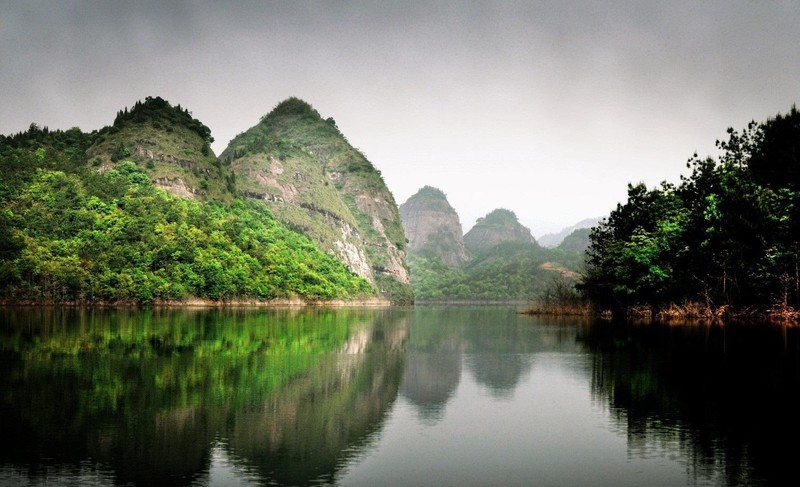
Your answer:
[1,306,798,486]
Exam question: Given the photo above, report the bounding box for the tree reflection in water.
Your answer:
[3,307,799,486]
[0,307,408,486]
[581,320,800,486]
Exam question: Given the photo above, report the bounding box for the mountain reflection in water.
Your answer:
[1,307,799,486]
[0,308,407,486]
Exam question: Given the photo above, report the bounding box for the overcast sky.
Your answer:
[2,1,799,235]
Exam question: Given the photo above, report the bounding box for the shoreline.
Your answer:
[521,301,800,325]
[414,299,533,306]
[0,296,394,308]
[622,303,800,325]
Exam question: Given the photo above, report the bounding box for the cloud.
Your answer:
[2,1,799,234]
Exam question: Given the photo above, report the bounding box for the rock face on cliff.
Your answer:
[85,96,232,201]
[463,209,537,252]
[399,186,469,267]
[219,98,412,302]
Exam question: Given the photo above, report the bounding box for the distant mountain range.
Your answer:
[537,217,602,248]
[399,186,469,267]
[399,187,587,301]
[464,208,537,251]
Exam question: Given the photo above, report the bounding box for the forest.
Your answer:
[0,103,372,303]
[581,106,800,317]
[409,241,583,302]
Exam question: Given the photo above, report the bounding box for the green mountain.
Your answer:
[557,227,591,253]
[220,98,411,302]
[408,240,584,302]
[405,206,585,302]
[0,97,391,304]
[538,217,601,248]
[463,208,537,251]
[85,96,233,201]
[399,186,469,266]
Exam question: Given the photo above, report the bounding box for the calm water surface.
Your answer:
[1,306,798,486]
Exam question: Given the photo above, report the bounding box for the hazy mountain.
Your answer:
[220,98,411,302]
[399,186,469,267]
[405,207,590,301]
[463,208,537,252]
[557,227,592,253]
[407,240,585,302]
[537,217,601,248]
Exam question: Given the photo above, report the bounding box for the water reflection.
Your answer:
[226,313,407,485]
[462,312,539,399]
[581,320,800,486]
[399,308,580,419]
[3,307,800,486]
[0,307,407,486]
[399,309,463,423]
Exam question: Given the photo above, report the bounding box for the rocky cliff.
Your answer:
[463,208,537,252]
[85,96,232,201]
[399,186,469,266]
[220,98,412,302]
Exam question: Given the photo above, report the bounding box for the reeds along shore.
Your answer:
[629,303,800,324]
[522,301,800,324]
[521,303,594,316]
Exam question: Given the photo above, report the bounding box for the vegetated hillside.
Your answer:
[220,98,411,302]
[408,240,584,302]
[404,205,585,301]
[85,96,233,201]
[399,186,469,266]
[463,208,537,251]
[557,227,592,253]
[0,102,374,304]
[582,105,800,316]
[538,217,601,248]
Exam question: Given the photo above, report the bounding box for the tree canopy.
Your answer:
[0,131,372,303]
[581,106,800,314]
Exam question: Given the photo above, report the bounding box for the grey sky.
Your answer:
[2,1,799,235]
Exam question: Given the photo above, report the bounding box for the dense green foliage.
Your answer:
[409,242,583,301]
[220,97,412,302]
[582,106,800,312]
[87,96,230,201]
[112,96,214,145]
[0,125,93,203]
[0,124,96,164]
[0,138,371,302]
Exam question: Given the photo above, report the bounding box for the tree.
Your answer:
[582,105,800,313]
